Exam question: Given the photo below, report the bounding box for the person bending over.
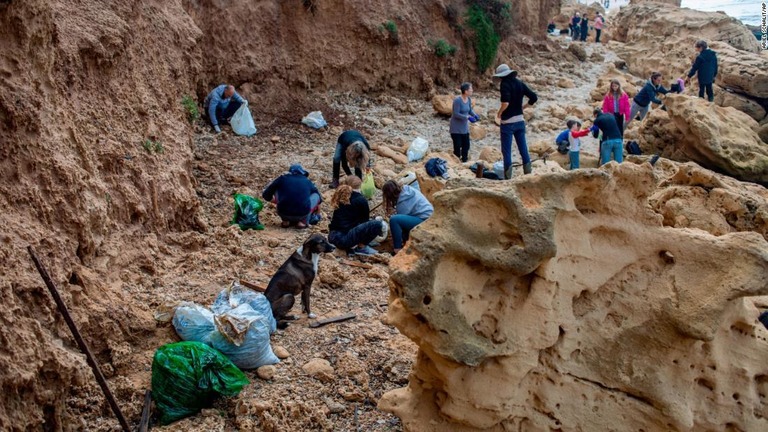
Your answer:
[331,129,372,189]
[262,164,322,229]
[204,84,246,133]
[382,180,433,254]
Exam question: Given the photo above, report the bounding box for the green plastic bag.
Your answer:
[361,172,377,200]
[151,341,250,425]
[231,194,264,230]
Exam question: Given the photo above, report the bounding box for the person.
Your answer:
[493,64,538,179]
[331,129,371,189]
[382,180,433,254]
[594,12,604,43]
[328,176,384,256]
[571,12,581,40]
[547,19,556,34]
[591,108,624,165]
[685,40,718,102]
[262,164,322,229]
[626,72,669,128]
[450,82,478,163]
[580,14,589,42]
[566,119,590,170]
[601,79,631,135]
[204,84,246,133]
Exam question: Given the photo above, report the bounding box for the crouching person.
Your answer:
[382,180,434,255]
[328,176,383,256]
[262,164,322,229]
[204,84,246,133]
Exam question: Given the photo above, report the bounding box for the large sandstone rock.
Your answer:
[469,123,487,141]
[714,89,767,122]
[590,65,642,102]
[653,94,768,185]
[380,163,768,431]
[431,95,454,116]
[613,3,759,53]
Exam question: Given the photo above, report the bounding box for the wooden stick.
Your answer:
[309,312,357,328]
[239,279,267,292]
[138,390,152,432]
[27,246,130,432]
[340,260,373,270]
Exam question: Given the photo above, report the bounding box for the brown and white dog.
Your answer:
[265,233,336,328]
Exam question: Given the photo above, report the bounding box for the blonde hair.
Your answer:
[331,185,353,209]
[346,142,370,169]
[341,175,362,189]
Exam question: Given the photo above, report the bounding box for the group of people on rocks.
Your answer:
[200,30,718,254]
[553,11,603,43]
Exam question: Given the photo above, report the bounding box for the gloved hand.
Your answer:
[214,125,221,133]
[469,115,479,123]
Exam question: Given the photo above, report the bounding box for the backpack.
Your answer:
[425,157,449,179]
[626,140,642,155]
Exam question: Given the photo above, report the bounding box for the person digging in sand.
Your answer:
[262,164,322,229]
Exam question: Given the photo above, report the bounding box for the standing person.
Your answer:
[685,40,718,102]
[493,64,538,179]
[571,12,581,40]
[327,176,384,256]
[450,82,478,163]
[382,180,433,255]
[594,12,604,43]
[626,72,669,128]
[566,119,590,170]
[204,84,246,133]
[591,108,624,165]
[331,129,371,189]
[580,14,589,42]
[262,164,322,229]
[601,79,631,135]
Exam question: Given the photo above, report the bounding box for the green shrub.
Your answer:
[465,4,499,72]
[430,39,457,57]
[381,20,399,43]
[143,139,164,154]
[181,95,200,124]
[468,0,512,39]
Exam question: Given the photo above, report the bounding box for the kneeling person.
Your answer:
[328,176,383,256]
[262,164,322,229]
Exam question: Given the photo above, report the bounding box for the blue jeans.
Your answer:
[569,150,580,170]
[500,121,530,179]
[390,215,424,249]
[212,100,242,126]
[329,220,383,250]
[600,139,624,165]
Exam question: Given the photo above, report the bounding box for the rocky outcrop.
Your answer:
[590,65,642,101]
[380,162,768,431]
[635,94,768,185]
[714,89,767,121]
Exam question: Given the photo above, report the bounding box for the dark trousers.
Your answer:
[332,143,363,181]
[580,27,588,41]
[206,100,242,126]
[698,83,714,102]
[329,220,383,250]
[595,29,602,43]
[614,113,625,137]
[451,133,470,162]
[572,26,580,40]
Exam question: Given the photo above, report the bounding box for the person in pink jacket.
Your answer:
[601,79,631,136]
[594,12,604,43]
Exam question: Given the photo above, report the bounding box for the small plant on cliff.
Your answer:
[430,39,457,57]
[142,139,163,154]
[181,95,200,124]
[466,0,512,38]
[381,20,399,44]
[465,4,499,72]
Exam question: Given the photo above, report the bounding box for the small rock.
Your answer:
[381,117,394,126]
[590,52,605,62]
[323,397,346,414]
[270,135,280,143]
[469,123,487,141]
[256,365,277,380]
[267,238,280,248]
[557,78,575,89]
[273,345,291,359]
[201,408,218,417]
[568,43,587,62]
[303,358,335,382]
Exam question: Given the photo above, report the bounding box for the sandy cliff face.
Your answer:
[380,162,768,431]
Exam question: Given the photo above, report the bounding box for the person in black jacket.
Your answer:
[685,40,718,102]
[591,108,624,165]
[328,176,384,256]
[626,72,669,128]
[493,64,538,178]
[331,129,372,189]
[571,12,581,40]
[579,15,589,42]
[262,164,322,229]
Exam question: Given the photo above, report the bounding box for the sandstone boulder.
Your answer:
[379,162,768,431]
[557,78,575,88]
[302,358,335,382]
[469,123,487,141]
[478,146,502,164]
[590,65,641,102]
[714,89,766,122]
[657,94,768,185]
[432,95,454,116]
[568,43,587,61]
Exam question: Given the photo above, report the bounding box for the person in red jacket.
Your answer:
[566,119,591,170]
[601,79,631,136]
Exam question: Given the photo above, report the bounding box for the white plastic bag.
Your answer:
[230,104,258,136]
[301,111,327,129]
[493,161,505,179]
[172,304,216,344]
[407,137,429,162]
[372,216,389,244]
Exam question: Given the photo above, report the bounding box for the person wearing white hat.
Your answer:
[493,64,538,179]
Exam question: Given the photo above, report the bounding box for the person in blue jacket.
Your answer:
[204,84,247,133]
[626,72,669,128]
[262,164,322,229]
[382,180,433,254]
[685,40,718,102]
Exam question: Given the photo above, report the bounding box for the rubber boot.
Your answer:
[505,166,514,180]
[523,163,533,175]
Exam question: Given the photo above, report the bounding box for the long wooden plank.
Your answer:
[239,279,267,292]
[309,312,357,328]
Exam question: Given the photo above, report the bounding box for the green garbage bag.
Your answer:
[231,193,265,230]
[151,341,250,425]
